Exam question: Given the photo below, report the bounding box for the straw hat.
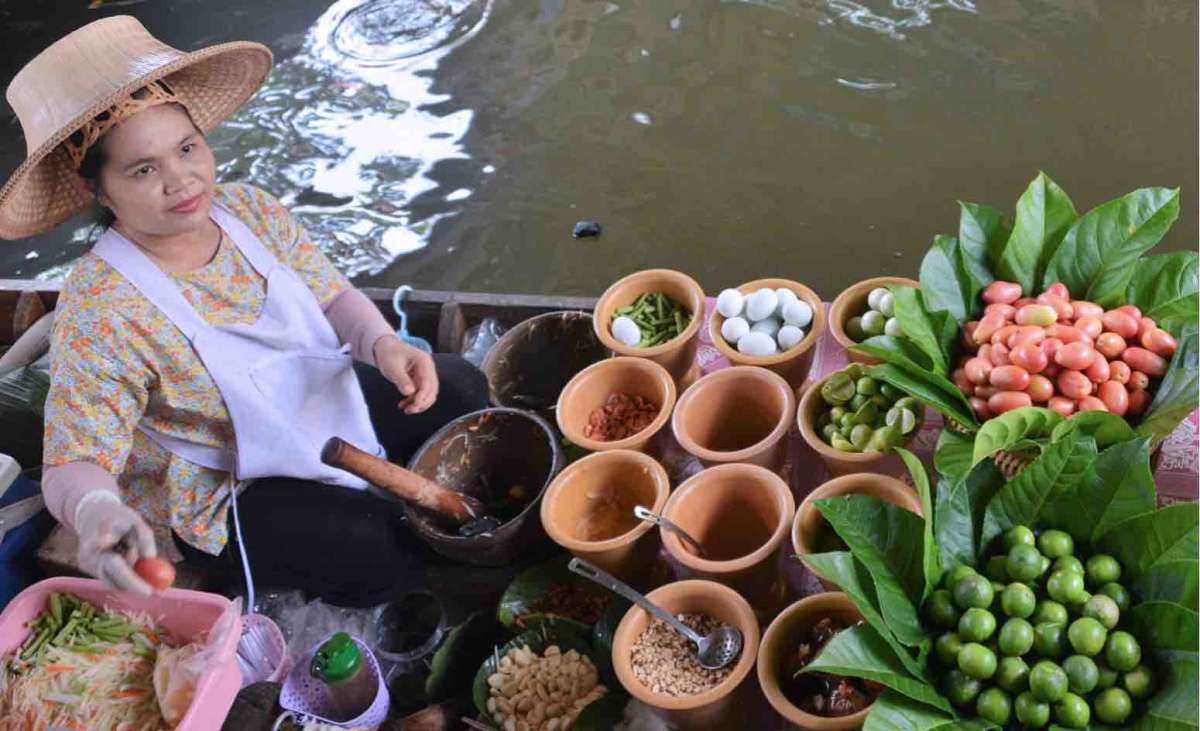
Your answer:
[0,16,272,240]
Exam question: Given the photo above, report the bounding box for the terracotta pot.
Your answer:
[672,366,796,470]
[660,463,795,612]
[828,276,919,364]
[758,592,874,729]
[707,278,826,389]
[612,580,762,730]
[540,450,670,586]
[594,269,706,388]
[556,357,676,454]
[792,473,922,591]
[796,372,921,477]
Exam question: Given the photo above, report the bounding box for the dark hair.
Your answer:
[77,136,117,232]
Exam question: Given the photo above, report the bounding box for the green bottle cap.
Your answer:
[311,632,362,682]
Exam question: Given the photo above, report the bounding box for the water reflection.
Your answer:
[207,0,490,277]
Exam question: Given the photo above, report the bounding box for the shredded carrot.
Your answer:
[110,689,147,699]
[44,665,75,673]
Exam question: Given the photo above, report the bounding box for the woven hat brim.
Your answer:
[0,41,272,240]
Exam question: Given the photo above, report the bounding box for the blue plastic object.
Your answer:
[391,285,433,354]
[0,475,52,607]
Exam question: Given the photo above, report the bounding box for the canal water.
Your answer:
[1,0,1196,300]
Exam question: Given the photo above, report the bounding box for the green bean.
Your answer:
[50,593,63,627]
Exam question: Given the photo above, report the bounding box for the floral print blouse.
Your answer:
[43,183,351,555]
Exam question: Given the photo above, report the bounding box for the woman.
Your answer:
[0,17,488,606]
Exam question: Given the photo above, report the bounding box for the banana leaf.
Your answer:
[496,555,613,634]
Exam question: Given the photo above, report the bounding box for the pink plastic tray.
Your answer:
[0,577,242,730]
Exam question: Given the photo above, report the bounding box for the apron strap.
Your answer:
[210,203,281,278]
[92,229,208,341]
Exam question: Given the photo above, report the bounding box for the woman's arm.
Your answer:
[41,461,120,531]
[322,287,396,367]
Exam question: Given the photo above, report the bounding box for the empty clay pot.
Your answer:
[796,372,921,477]
[660,463,795,612]
[792,473,922,591]
[482,310,611,414]
[540,450,670,586]
[594,269,706,388]
[707,278,826,389]
[828,276,919,364]
[611,580,762,731]
[556,357,676,454]
[758,592,875,729]
[672,366,796,470]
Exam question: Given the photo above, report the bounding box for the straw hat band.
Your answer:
[0,16,271,239]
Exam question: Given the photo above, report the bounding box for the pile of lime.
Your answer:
[815,363,923,452]
[923,525,1153,728]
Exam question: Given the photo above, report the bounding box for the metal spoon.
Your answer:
[633,505,708,559]
[568,558,743,670]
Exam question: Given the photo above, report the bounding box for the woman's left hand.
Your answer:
[374,335,439,414]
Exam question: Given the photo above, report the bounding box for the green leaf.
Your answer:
[802,623,952,713]
[995,172,1077,294]
[815,495,927,649]
[979,434,1098,551]
[1131,650,1199,731]
[863,690,997,731]
[571,691,630,730]
[895,447,941,602]
[496,556,609,634]
[427,612,496,702]
[1051,410,1138,448]
[870,363,978,431]
[1138,324,1199,446]
[798,551,927,679]
[920,235,988,323]
[1128,601,1199,654]
[854,334,935,372]
[887,285,955,375]
[933,428,975,482]
[935,459,1005,572]
[958,200,1009,277]
[1098,503,1199,577]
[1132,560,1200,612]
[1043,187,1181,305]
[971,407,1062,466]
[1126,251,1199,325]
[1040,436,1156,544]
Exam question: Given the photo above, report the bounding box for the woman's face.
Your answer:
[94,104,216,239]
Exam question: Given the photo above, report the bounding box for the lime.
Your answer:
[1086,554,1122,586]
[959,608,997,643]
[1065,592,1091,619]
[1038,530,1074,559]
[1099,582,1131,613]
[935,632,964,666]
[1052,555,1084,575]
[958,642,998,680]
[849,424,873,450]
[1094,687,1133,725]
[1038,555,1052,578]
[976,688,1012,725]
[1047,570,1087,604]
[1053,692,1090,729]
[1062,655,1099,694]
[1007,544,1044,582]
[1030,660,1070,702]
[1005,525,1036,550]
[944,669,982,708]
[986,555,1010,582]
[954,574,995,610]
[1033,622,1068,658]
[1001,583,1037,619]
[1123,664,1154,699]
[1032,600,1069,626]
[995,656,1031,694]
[1095,662,1119,690]
[1015,691,1051,727]
[1105,631,1142,672]
[849,393,869,411]
[943,564,978,592]
[1067,617,1108,657]
[923,589,960,629]
[998,618,1035,656]
[880,382,901,400]
[855,376,878,396]
[1083,594,1120,630]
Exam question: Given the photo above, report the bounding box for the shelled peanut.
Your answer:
[954,281,1176,420]
[485,644,607,731]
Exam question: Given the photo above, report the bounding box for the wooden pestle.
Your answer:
[320,437,486,524]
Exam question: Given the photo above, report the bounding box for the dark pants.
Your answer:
[175,354,489,607]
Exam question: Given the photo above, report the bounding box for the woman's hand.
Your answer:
[374,335,439,414]
[74,493,158,597]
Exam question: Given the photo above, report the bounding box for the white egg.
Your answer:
[720,316,750,344]
[777,325,805,350]
[715,289,745,318]
[611,316,642,347]
[746,288,779,322]
[750,316,782,338]
[867,287,890,311]
[737,331,778,356]
[782,300,813,328]
[774,288,799,315]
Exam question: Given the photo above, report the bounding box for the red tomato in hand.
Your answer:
[134,557,176,591]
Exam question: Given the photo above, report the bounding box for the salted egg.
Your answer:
[716,289,745,318]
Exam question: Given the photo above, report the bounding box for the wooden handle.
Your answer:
[320,437,483,523]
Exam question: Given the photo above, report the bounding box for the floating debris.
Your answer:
[572,220,602,238]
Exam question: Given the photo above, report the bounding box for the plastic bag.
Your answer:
[153,598,242,727]
[460,317,505,367]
